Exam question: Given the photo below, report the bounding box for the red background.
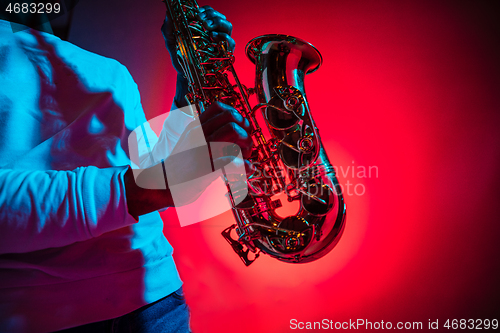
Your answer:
[70,1,500,331]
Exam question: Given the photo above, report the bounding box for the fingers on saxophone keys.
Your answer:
[197,6,232,36]
[244,159,255,176]
[205,17,233,36]
[206,122,253,159]
[210,32,236,52]
[198,6,227,21]
[201,102,250,136]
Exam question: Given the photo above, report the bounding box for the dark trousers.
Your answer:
[56,288,191,333]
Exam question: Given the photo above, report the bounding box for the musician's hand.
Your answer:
[125,102,253,216]
[171,101,252,162]
[197,6,235,51]
[161,5,235,75]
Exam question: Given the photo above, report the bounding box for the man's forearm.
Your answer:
[174,74,189,108]
[124,166,174,219]
[0,166,136,254]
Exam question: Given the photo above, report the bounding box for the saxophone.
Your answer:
[163,0,346,265]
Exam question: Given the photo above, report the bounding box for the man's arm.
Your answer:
[0,167,136,254]
[0,5,251,254]
[124,101,252,218]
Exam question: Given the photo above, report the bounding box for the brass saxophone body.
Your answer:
[164,0,346,265]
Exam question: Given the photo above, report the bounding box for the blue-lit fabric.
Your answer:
[0,20,187,333]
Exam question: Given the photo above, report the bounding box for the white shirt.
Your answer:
[0,20,191,332]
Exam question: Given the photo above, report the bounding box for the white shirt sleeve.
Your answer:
[0,45,192,254]
[130,102,195,169]
[0,166,137,254]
